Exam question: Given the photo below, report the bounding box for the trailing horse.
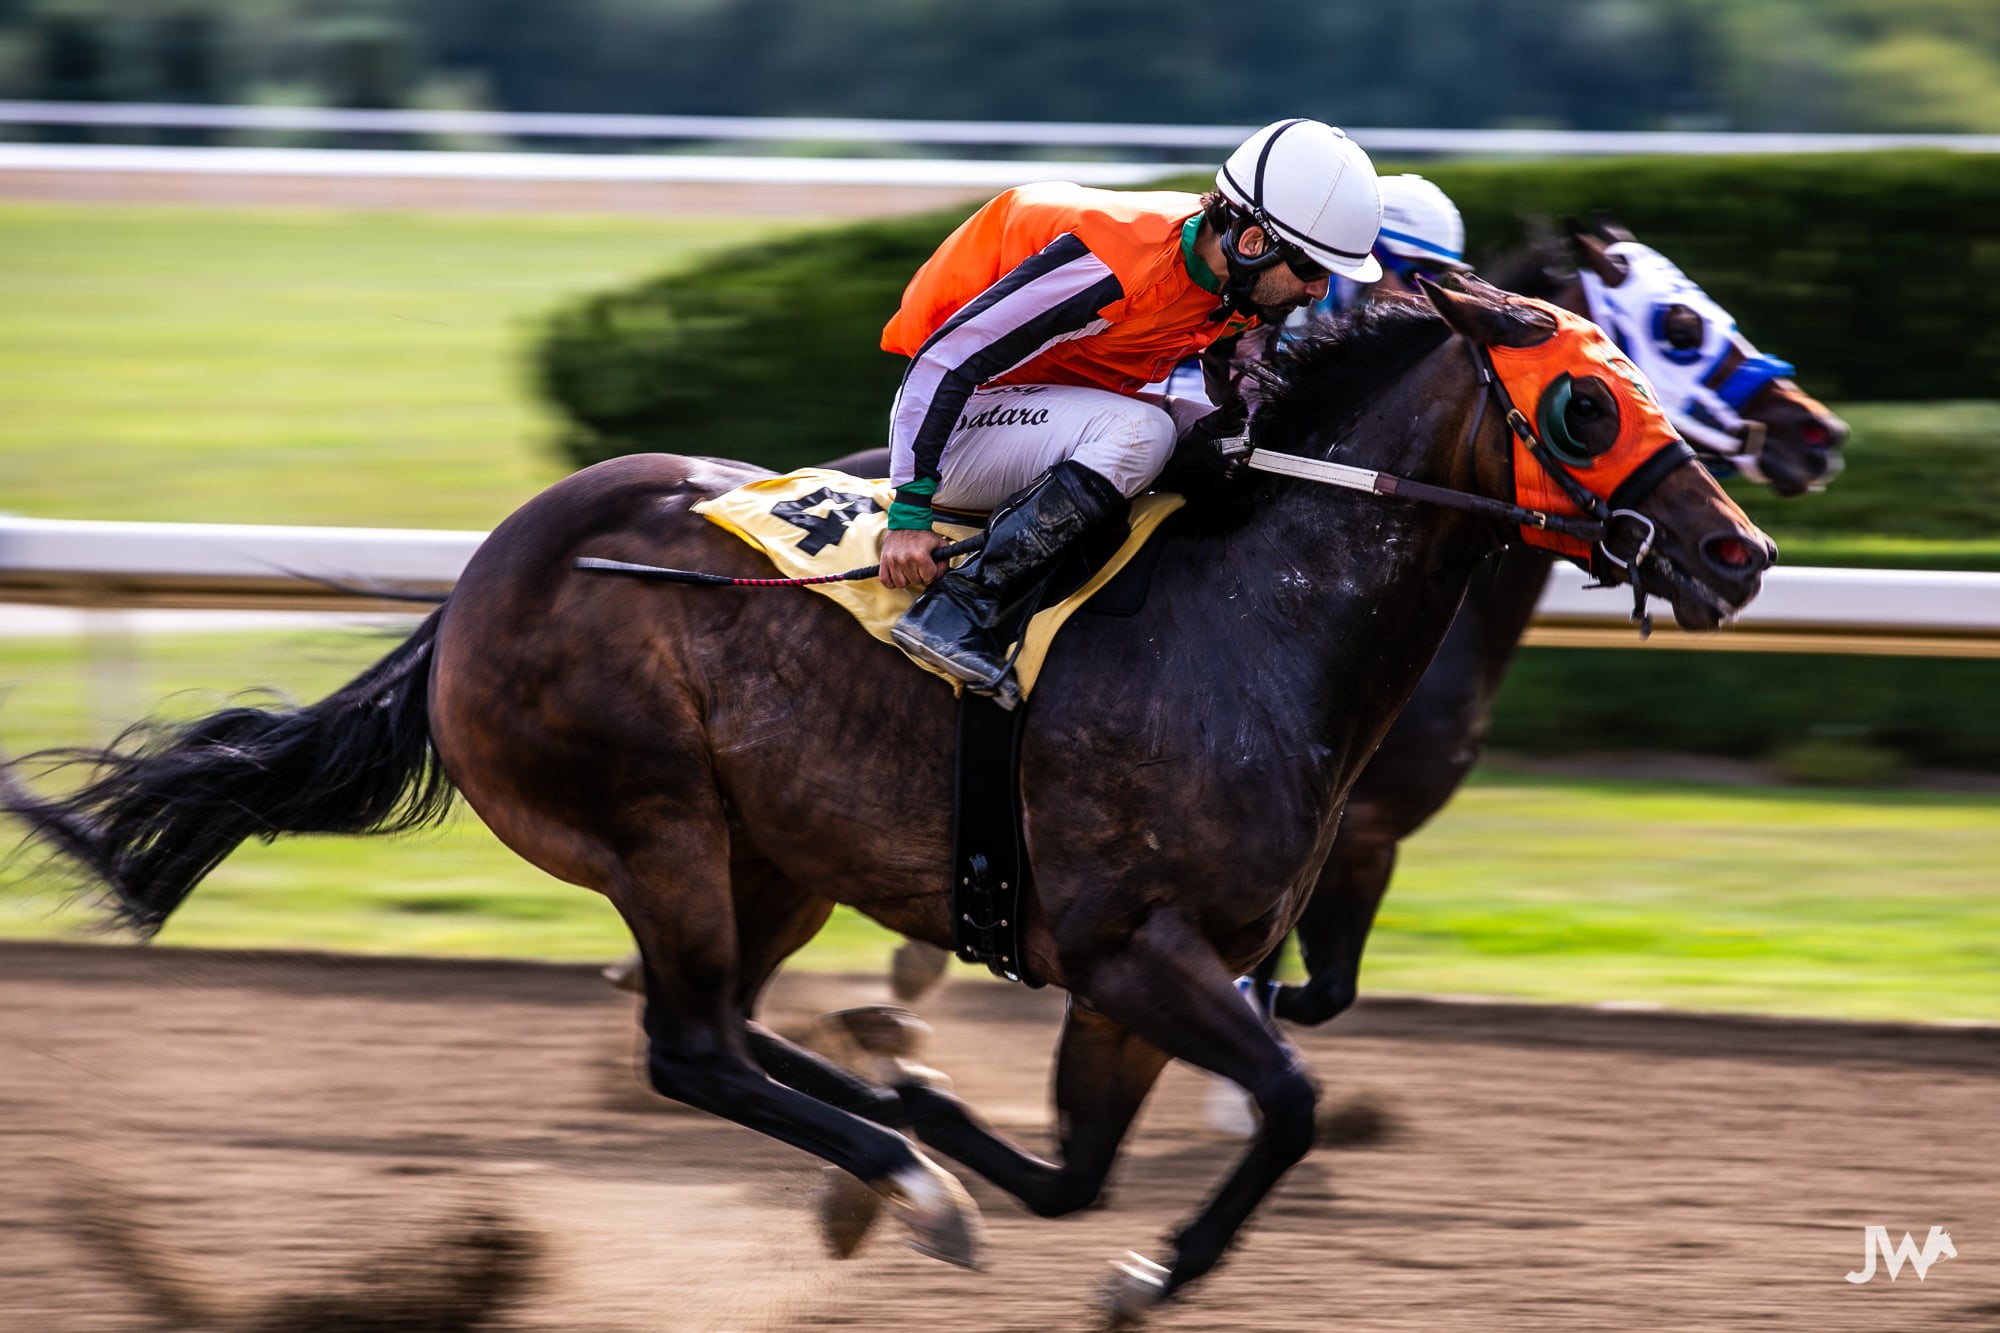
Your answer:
[1,281,1771,1324]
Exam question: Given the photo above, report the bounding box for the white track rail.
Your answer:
[1,516,1996,656]
[0,516,477,612]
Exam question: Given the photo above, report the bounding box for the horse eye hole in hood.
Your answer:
[1537,373,1622,465]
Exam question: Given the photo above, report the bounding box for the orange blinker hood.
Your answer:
[1485,300,1693,561]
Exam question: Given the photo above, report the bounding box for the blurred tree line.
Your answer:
[2,0,1998,134]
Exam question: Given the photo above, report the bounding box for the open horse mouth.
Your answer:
[1740,399,1852,498]
[1754,415,1848,497]
[1643,536,1771,631]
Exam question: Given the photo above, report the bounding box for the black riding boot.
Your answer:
[892,460,1128,707]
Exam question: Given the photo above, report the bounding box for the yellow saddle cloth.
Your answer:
[694,468,1183,700]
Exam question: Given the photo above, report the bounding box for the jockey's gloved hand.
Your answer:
[1170,396,1253,484]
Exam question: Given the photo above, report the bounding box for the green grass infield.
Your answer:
[0,203,810,531]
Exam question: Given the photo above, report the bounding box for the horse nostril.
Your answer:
[1705,534,1763,574]
[1800,417,1850,450]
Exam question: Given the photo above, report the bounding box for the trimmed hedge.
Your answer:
[536,211,963,475]
[535,151,2000,474]
[1413,151,2000,404]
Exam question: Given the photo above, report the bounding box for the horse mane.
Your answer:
[1162,299,1453,536]
[1249,298,1453,458]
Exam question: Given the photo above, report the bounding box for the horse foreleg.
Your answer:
[895,995,1171,1218]
[1272,838,1396,1026]
[1081,910,1320,1315]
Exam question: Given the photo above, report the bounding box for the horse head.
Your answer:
[1421,277,1775,630]
[1565,214,1849,497]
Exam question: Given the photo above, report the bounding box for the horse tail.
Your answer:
[0,607,454,936]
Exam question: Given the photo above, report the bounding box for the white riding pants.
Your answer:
[925,384,1207,513]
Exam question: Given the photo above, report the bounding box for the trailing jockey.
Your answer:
[1327,173,1473,306]
[880,118,1385,703]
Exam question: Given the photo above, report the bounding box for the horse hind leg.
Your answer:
[611,819,985,1270]
[1276,837,1397,1026]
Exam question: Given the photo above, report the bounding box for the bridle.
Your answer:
[1245,332,1697,635]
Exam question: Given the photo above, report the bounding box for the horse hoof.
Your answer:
[815,1167,886,1259]
[889,939,952,1004]
[1202,1076,1257,1138]
[821,1004,931,1059]
[885,1156,986,1270]
[1096,1251,1170,1329]
[601,950,646,995]
[893,1062,955,1094]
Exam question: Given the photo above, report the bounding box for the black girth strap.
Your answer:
[950,692,1039,986]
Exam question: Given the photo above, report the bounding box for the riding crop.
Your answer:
[574,534,987,588]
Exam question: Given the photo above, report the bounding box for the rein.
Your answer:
[1246,335,1672,635]
[1242,449,1604,543]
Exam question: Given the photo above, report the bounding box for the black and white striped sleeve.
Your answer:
[888,233,1125,492]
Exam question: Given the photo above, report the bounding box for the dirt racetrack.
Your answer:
[3,941,1995,1332]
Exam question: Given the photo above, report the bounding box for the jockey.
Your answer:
[882,119,1385,702]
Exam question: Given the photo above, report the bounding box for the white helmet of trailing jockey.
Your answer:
[1217,118,1383,285]
[1375,174,1473,280]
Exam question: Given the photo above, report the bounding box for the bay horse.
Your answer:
[1,281,1773,1323]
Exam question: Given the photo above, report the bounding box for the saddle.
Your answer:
[697,467,1185,985]
[694,468,1182,701]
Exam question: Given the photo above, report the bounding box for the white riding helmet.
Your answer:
[1217,119,1383,282]
[1376,174,1472,273]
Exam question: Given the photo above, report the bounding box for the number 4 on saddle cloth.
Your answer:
[696,465,1184,985]
[694,467,1184,703]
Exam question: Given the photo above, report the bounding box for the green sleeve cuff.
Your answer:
[887,478,937,530]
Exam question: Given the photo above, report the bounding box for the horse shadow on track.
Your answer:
[58,1166,542,1333]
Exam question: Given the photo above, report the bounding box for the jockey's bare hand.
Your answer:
[880,528,948,590]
